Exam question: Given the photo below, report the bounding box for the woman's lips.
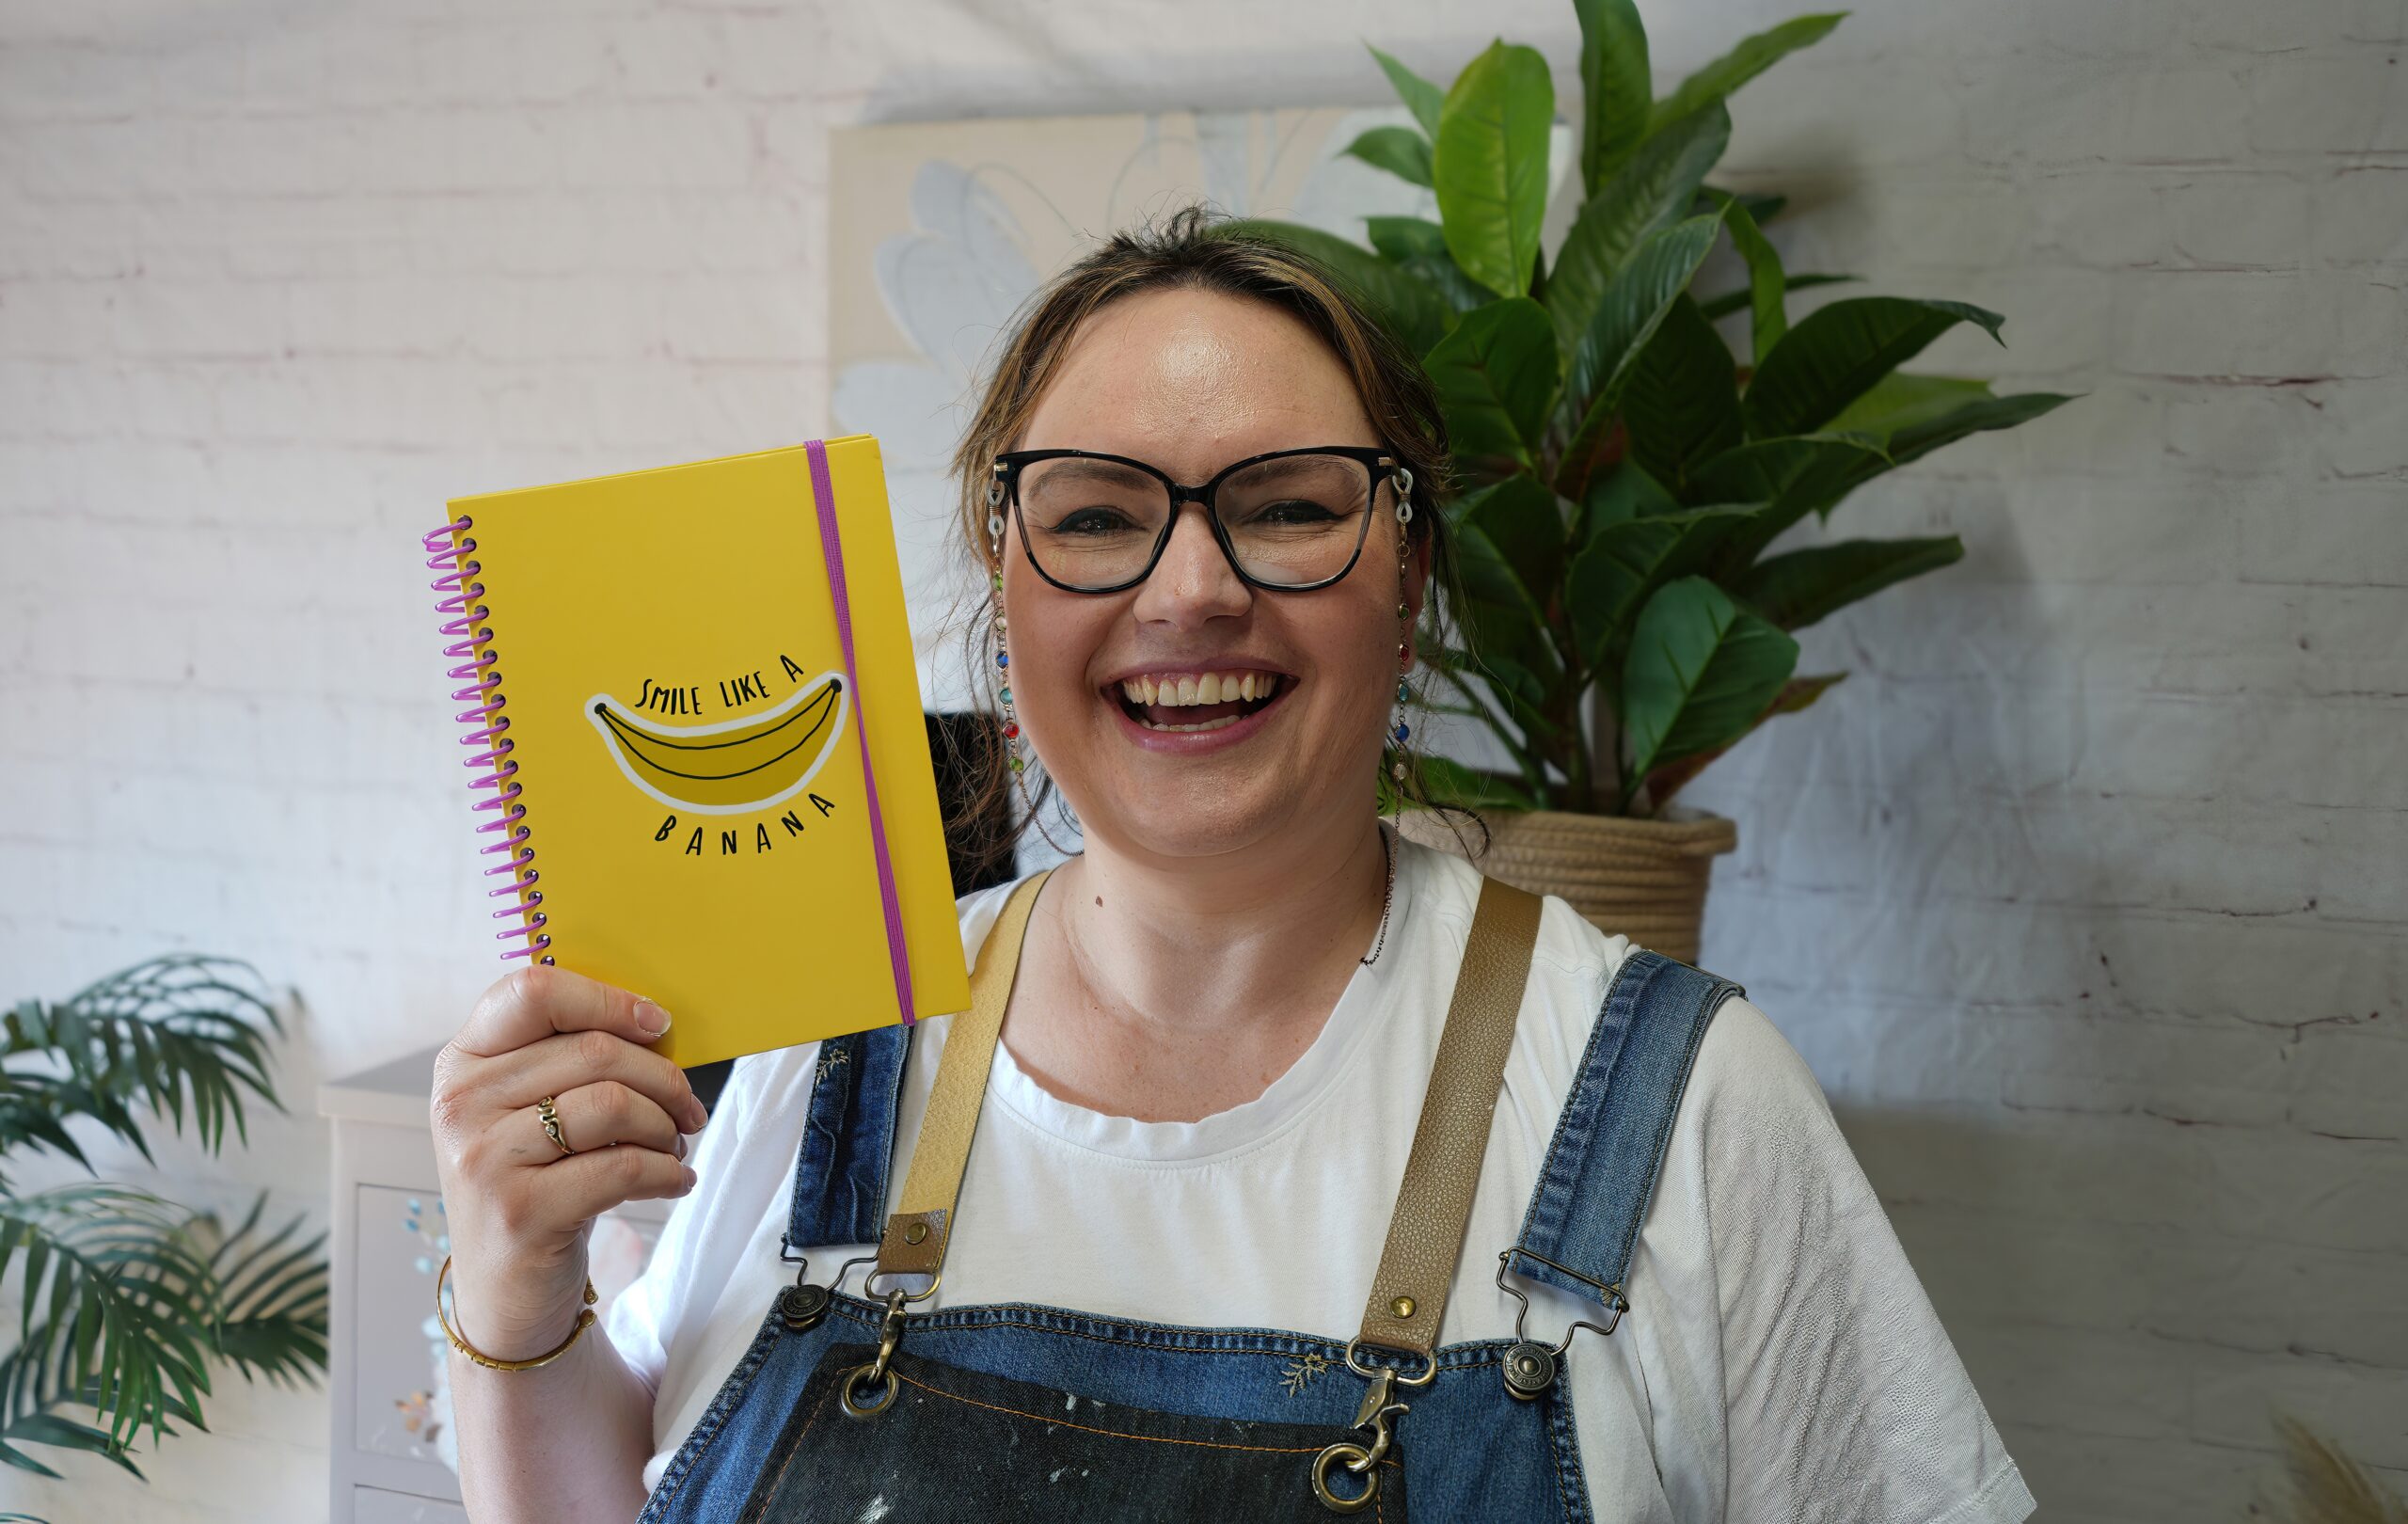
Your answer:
[1101,674,1292,753]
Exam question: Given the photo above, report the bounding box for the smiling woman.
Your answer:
[435,204,2034,1524]
[938,212,1465,881]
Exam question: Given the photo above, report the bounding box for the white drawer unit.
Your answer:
[322,1049,669,1523]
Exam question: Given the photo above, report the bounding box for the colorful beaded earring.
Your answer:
[1387,464,1417,786]
[986,469,1024,776]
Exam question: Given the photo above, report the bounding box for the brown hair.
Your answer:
[937,201,1470,881]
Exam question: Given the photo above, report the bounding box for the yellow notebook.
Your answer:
[426,436,969,1069]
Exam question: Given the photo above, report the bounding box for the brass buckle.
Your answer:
[1493,1251,1625,1401]
[1310,1341,1432,1513]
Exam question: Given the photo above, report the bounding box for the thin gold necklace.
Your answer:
[1361,823,1397,966]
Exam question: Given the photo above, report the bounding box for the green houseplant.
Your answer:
[1229,4,2071,954]
[0,955,328,1521]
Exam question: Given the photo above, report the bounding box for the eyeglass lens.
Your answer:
[1017,452,1374,590]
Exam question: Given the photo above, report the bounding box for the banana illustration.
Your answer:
[587,673,848,816]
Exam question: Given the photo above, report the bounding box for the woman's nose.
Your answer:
[1131,502,1250,625]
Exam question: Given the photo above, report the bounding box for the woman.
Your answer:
[431,206,2036,1523]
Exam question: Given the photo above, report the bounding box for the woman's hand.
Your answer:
[431,965,708,1360]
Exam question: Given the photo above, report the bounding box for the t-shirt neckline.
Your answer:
[985,824,1431,1167]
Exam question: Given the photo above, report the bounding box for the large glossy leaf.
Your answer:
[1622,294,1741,496]
[1424,299,1561,470]
[1219,218,1455,357]
[1368,44,1445,138]
[1556,214,1727,500]
[1883,389,2078,468]
[1545,103,1731,363]
[1459,470,1570,608]
[1424,643,1558,738]
[1434,41,1556,298]
[1573,458,1679,547]
[1567,502,1765,675]
[1450,518,1564,689]
[1703,186,1787,224]
[1687,434,1888,565]
[1363,216,1497,312]
[1825,372,1995,441]
[1745,296,2005,439]
[1705,190,1788,362]
[1641,671,1843,810]
[1619,577,1799,798]
[1343,126,1434,188]
[1650,12,1848,130]
[1696,272,1856,322]
[1735,535,1963,631]
[1575,0,1653,194]
[1410,754,1539,812]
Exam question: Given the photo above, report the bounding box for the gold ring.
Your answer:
[535,1095,573,1155]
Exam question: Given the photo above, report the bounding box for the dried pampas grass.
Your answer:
[2259,1415,2407,1524]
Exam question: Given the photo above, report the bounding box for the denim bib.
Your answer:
[638,880,1741,1522]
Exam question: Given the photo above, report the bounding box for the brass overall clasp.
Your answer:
[833,1255,943,1421]
[839,1286,910,1420]
[1493,1250,1625,1401]
[1311,1341,1434,1514]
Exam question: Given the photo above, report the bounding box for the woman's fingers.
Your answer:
[475,1027,706,1135]
[517,1081,684,1166]
[450,963,672,1061]
[520,1144,695,1227]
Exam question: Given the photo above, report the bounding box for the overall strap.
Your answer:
[784,1024,913,1250]
[1505,948,1745,1310]
[1354,878,1545,1361]
[876,868,1053,1280]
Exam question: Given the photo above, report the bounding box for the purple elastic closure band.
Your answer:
[805,438,918,1028]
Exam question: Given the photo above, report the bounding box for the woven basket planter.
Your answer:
[1392,804,1737,965]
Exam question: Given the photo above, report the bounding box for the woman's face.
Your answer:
[1001,287,1427,867]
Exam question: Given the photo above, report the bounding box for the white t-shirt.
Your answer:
[608,834,2036,1523]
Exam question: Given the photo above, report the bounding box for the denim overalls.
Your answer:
[638,870,1742,1523]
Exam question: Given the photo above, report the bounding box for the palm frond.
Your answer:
[191,1193,329,1388]
[0,1185,217,1458]
[3,955,284,1160]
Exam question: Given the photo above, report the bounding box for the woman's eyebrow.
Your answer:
[1027,457,1157,484]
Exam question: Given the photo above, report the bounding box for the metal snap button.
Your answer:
[1502,1341,1557,1400]
[778,1282,831,1331]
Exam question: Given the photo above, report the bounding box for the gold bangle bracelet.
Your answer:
[435,1254,598,1372]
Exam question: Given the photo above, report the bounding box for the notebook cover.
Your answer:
[436,436,970,1068]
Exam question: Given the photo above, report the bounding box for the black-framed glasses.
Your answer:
[988,444,1412,595]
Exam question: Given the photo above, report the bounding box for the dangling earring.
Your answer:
[1387,464,1416,786]
[987,469,1024,776]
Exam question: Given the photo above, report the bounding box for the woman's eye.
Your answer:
[1054,507,1140,535]
[1250,499,1339,526]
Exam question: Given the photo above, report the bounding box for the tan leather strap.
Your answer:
[1355,877,1543,1358]
[876,868,1053,1279]
[872,862,1545,1360]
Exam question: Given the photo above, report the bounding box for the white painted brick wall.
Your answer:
[0,1,2400,1519]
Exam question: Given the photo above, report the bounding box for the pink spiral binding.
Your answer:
[424,515,550,963]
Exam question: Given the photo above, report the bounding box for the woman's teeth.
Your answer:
[1116,670,1284,732]
[1117,670,1280,706]
[1144,712,1244,733]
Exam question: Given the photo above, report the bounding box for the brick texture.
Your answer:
[1,1,2401,1519]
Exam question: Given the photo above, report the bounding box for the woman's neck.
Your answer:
[1001,815,1390,1123]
